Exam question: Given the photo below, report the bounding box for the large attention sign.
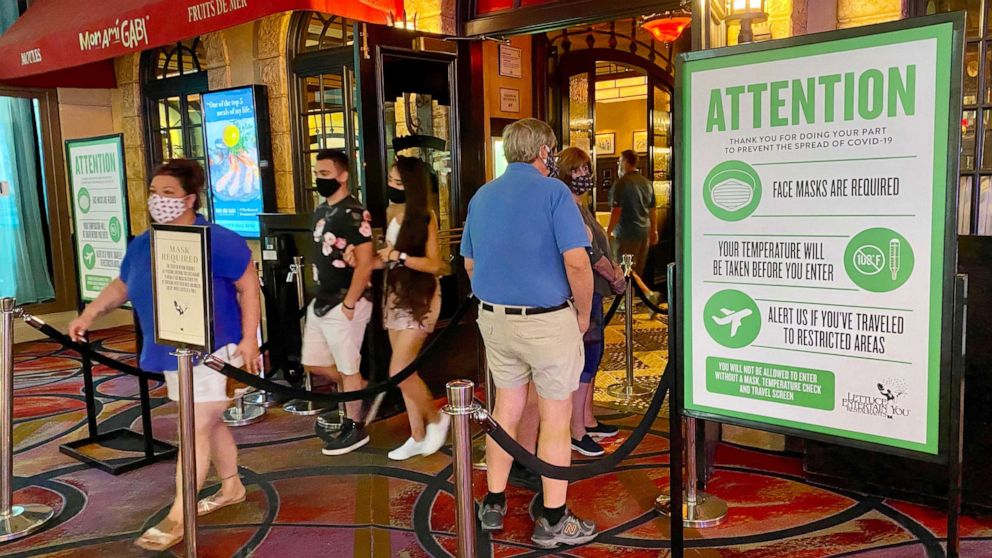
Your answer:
[679,18,961,455]
[151,224,213,351]
[66,135,130,302]
[202,86,266,238]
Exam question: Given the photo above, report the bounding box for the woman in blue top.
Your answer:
[69,160,261,551]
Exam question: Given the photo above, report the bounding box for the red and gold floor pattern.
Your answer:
[2,325,990,557]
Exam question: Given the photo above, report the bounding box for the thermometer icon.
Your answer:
[889,239,901,281]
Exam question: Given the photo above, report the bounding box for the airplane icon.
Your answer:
[711,308,753,337]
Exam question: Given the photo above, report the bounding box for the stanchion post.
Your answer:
[607,254,651,400]
[0,297,54,542]
[472,348,492,470]
[174,346,198,557]
[443,380,480,558]
[245,261,278,408]
[284,256,328,416]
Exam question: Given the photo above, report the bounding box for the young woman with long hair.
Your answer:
[376,155,451,460]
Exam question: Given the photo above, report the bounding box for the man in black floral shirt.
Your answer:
[301,149,375,455]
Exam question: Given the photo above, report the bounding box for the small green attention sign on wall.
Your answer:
[679,17,961,455]
[67,135,130,303]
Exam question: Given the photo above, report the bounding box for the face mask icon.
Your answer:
[710,178,754,212]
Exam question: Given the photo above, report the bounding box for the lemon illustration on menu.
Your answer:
[223,124,240,148]
[704,160,762,221]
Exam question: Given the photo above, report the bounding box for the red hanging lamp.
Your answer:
[640,1,692,43]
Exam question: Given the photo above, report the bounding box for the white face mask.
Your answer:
[148,193,189,224]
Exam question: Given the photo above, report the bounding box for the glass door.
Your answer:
[378,50,461,317]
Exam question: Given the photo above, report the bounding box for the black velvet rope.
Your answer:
[477,362,671,481]
[632,280,667,315]
[27,321,166,382]
[203,294,475,404]
[603,289,623,324]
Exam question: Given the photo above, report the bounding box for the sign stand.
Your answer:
[283,256,329,416]
[666,263,685,557]
[60,134,175,474]
[151,223,214,557]
[946,274,967,557]
[671,13,967,558]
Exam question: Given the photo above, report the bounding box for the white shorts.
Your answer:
[164,343,243,403]
[300,299,372,375]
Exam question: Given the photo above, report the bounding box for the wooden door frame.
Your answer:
[0,87,76,314]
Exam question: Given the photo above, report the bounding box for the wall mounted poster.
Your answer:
[202,86,265,238]
[679,16,961,456]
[66,134,130,302]
[151,224,213,351]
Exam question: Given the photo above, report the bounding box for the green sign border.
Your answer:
[677,14,963,459]
[66,134,131,305]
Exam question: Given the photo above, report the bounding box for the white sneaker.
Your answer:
[388,437,425,461]
[421,414,451,456]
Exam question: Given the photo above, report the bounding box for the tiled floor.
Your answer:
[3,304,990,557]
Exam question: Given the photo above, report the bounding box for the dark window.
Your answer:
[925,0,992,234]
[141,39,210,211]
[289,13,363,212]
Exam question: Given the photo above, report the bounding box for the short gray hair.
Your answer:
[503,118,556,164]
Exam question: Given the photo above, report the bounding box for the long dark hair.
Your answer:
[386,156,438,323]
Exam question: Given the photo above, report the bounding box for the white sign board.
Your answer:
[680,18,960,455]
[151,224,213,351]
[66,135,130,302]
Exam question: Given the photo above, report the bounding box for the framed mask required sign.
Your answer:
[150,224,213,352]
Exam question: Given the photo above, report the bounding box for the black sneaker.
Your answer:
[531,508,598,548]
[586,422,619,440]
[321,419,370,456]
[477,501,506,532]
[571,435,605,457]
[508,461,542,492]
[314,413,345,444]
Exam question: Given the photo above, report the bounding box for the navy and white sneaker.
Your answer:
[531,509,598,548]
[320,419,370,456]
[586,421,619,440]
[571,435,605,457]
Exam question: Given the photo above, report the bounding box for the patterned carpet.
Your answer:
[3,303,991,557]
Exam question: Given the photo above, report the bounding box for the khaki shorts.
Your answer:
[477,302,584,401]
[301,298,372,375]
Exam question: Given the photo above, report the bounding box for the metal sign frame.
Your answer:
[150,223,213,352]
[674,12,965,463]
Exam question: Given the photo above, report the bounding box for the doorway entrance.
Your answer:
[553,19,679,285]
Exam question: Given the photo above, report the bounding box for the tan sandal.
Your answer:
[134,520,183,551]
[197,490,246,516]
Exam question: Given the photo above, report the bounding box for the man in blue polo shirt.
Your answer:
[461,118,597,548]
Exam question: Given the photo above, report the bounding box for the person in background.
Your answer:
[376,156,451,460]
[462,118,598,549]
[69,160,260,552]
[557,147,624,458]
[301,149,376,456]
[608,149,661,307]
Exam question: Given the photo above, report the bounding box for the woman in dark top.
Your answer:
[69,160,261,551]
[558,147,624,457]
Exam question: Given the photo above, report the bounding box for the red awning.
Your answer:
[0,0,403,88]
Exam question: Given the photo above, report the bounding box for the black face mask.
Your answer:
[386,186,406,204]
[315,178,340,198]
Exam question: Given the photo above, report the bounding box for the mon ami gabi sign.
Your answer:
[677,15,962,456]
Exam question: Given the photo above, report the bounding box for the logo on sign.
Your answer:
[79,17,149,52]
[20,49,42,65]
[841,378,910,420]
